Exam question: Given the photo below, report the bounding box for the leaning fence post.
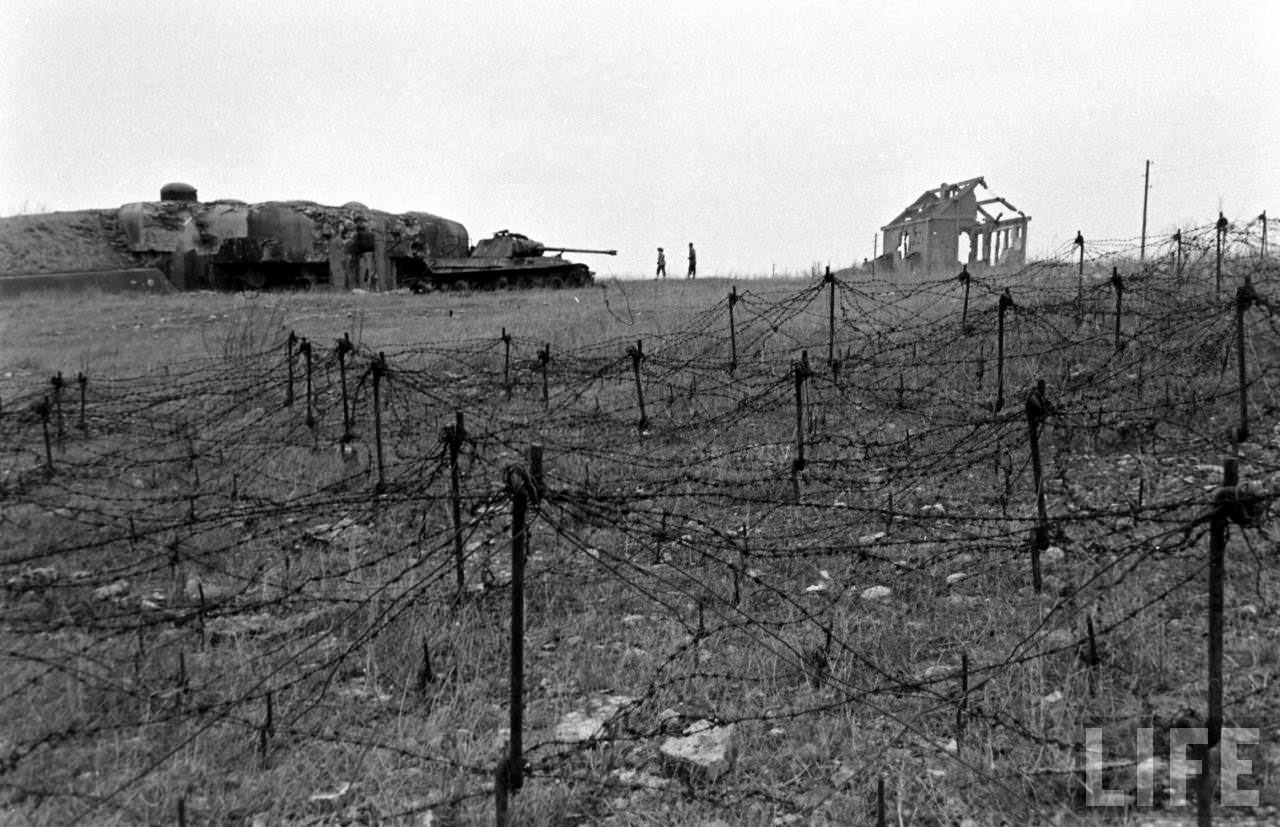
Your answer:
[995,291,1013,411]
[1026,379,1053,594]
[36,397,53,473]
[445,411,467,603]
[371,353,386,491]
[628,339,648,433]
[728,285,739,374]
[1110,267,1124,353]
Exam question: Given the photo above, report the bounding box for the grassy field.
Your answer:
[0,278,783,385]
[4,259,1280,826]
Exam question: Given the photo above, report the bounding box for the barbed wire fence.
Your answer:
[2,217,1279,824]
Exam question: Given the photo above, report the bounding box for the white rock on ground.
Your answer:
[554,694,636,743]
[860,585,892,601]
[920,664,958,681]
[659,720,737,782]
[92,580,129,600]
[610,767,672,790]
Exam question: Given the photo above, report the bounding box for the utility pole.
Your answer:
[1139,160,1151,262]
[871,233,878,277]
[1262,211,1269,261]
[1216,212,1229,299]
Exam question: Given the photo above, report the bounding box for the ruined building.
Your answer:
[875,177,1030,277]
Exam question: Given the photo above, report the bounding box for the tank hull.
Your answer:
[412,258,594,292]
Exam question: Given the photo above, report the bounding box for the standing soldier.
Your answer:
[687,242,697,279]
[656,247,667,279]
[352,214,378,290]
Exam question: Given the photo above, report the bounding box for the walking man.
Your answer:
[655,247,666,279]
[687,242,697,279]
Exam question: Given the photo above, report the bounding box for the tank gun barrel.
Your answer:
[541,246,617,256]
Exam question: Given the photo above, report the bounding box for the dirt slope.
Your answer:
[0,210,137,275]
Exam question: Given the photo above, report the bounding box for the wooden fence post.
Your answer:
[495,758,511,827]
[1074,231,1085,325]
[538,344,550,409]
[337,333,354,446]
[36,397,53,473]
[371,353,386,491]
[446,411,467,602]
[728,285,739,374]
[995,291,1013,411]
[504,460,540,795]
[285,331,297,407]
[1200,458,1235,823]
[1110,267,1124,353]
[501,328,512,399]
[1025,379,1053,593]
[258,690,274,770]
[628,339,649,434]
[1216,212,1228,299]
[1086,614,1099,697]
[825,267,837,371]
[76,372,87,432]
[1235,277,1262,443]
[1173,229,1184,279]
[791,350,812,499]
[301,338,315,431]
[51,372,65,449]
[529,444,545,503]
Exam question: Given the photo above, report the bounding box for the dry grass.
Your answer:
[4,264,1280,825]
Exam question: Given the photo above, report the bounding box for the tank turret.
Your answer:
[473,230,617,259]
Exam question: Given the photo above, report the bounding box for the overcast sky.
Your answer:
[2,1,1276,277]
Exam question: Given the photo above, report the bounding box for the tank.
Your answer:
[407,230,617,292]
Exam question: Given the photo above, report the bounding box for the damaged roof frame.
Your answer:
[877,176,1031,276]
